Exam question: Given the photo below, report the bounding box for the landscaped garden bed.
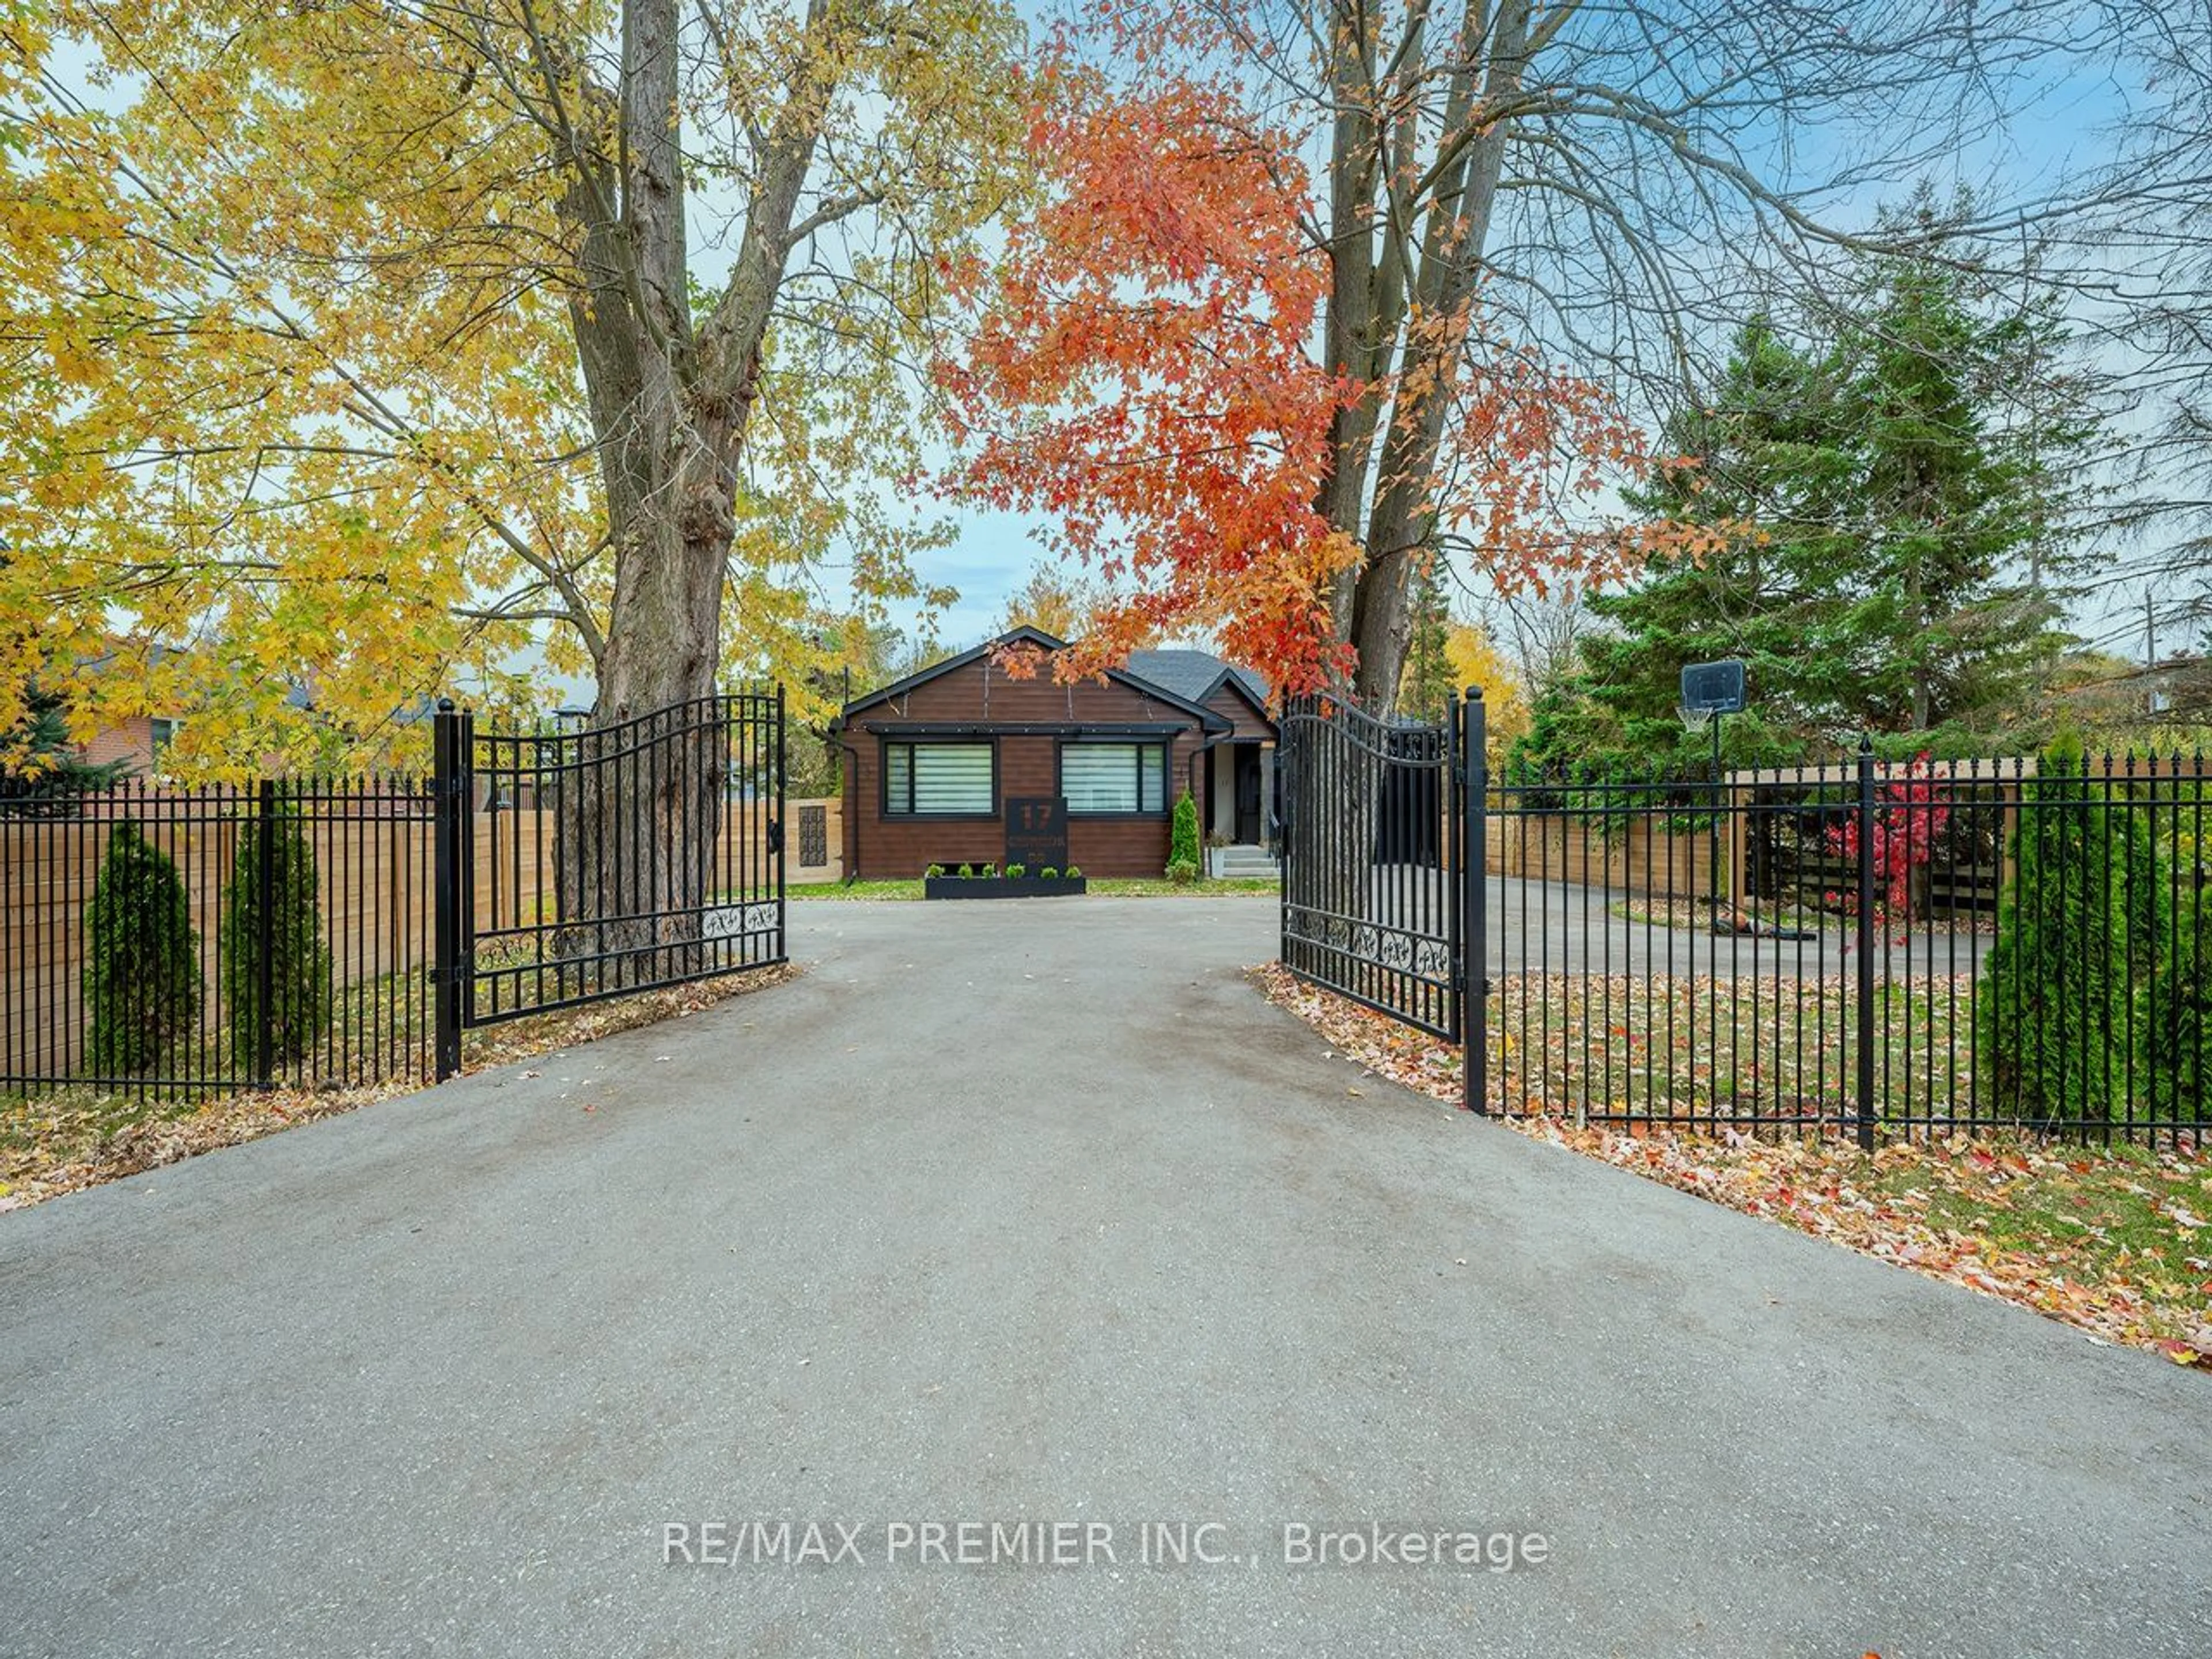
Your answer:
[923,864,1086,899]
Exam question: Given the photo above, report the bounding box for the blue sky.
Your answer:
[901,507,1051,650]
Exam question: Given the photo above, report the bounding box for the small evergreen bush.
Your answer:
[1005,863,1026,879]
[926,863,945,878]
[1166,858,1199,886]
[219,795,333,1070]
[1979,732,2166,1122]
[2143,887,2210,1117]
[1065,866,1082,880]
[957,863,974,878]
[1168,790,1202,878]
[82,820,202,1075]
[1040,866,1059,880]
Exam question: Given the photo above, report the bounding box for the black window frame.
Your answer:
[1056,737,1171,819]
[881,737,999,820]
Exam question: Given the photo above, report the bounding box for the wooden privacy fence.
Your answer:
[1483,813,1713,895]
[464,798,832,935]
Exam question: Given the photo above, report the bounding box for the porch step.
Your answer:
[1211,846,1281,878]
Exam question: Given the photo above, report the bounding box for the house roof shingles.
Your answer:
[1121,648,1269,710]
[838,629,1272,732]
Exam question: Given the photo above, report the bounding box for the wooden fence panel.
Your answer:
[2,807,438,1084]
[1483,815,1713,895]
[2,816,242,1083]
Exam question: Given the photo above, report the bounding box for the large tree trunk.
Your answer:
[1323,1,1535,714]
[548,0,824,982]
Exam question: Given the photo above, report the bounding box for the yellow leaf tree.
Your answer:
[0,0,1027,776]
[1444,624,1530,770]
[1396,564,1528,766]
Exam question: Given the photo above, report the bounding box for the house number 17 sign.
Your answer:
[1005,797,1069,873]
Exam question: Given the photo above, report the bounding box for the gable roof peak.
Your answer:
[836,624,1231,731]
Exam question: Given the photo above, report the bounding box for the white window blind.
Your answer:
[886,743,993,815]
[1062,743,1166,815]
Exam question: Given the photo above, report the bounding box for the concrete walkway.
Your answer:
[1,898,2203,1658]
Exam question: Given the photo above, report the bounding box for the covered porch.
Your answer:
[1205,738,1278,875]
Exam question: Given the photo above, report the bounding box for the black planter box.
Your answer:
[924,876,1089,900]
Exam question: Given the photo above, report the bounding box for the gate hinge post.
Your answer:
[430,698,469,1082]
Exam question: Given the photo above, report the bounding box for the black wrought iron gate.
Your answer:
[430,692,787,1075]
[1279,690,1484,1107]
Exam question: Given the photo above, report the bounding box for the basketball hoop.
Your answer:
[1677,702,1713,734]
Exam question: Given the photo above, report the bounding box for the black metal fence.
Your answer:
[437,694,786,1055]
[1280,692,2212,1146]
[0,692,787,1104]
[2,775,439,1101]
[1279,692,1467,1041]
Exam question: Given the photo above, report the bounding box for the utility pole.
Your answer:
[2147,592,2160,718]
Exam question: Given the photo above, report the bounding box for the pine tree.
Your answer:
[1397,565,1455,727]
[1521,207,2096,775]
[219,796,334,1071]
[1835,206,2086,735]
[82,820,202,1076]
[1549,317,1859,774]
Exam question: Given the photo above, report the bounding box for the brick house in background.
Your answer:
[831,627,1278,880]
[75,711,182,774]
[63,639,191,776]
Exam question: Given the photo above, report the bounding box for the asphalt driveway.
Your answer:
[0,897,2203,1657]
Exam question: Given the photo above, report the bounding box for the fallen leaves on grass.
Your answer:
[1253,963,2212,1368]
[0,1083,395,1213]
[1256,964,1467,1100]
[0,964,799,1214]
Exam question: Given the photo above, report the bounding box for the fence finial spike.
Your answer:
[1858,731,1874,756]
[1464,682,1484,702]
[437,696,456,714]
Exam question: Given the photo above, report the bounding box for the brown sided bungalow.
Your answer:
[830,627,1279,881]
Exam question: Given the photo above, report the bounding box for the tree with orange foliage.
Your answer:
[938,67,1356,691]
[940,33,1692,702]
[940,48,1672,700]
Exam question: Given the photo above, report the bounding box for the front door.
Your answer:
[1234,745,1263,844]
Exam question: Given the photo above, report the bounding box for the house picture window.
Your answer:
[1060,742,1166,816]
[884,742,994,817]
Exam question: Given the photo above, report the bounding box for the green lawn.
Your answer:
[1860,1137,2210,1306]
[793,876,1279,900]
[1487,970,1982,1127]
